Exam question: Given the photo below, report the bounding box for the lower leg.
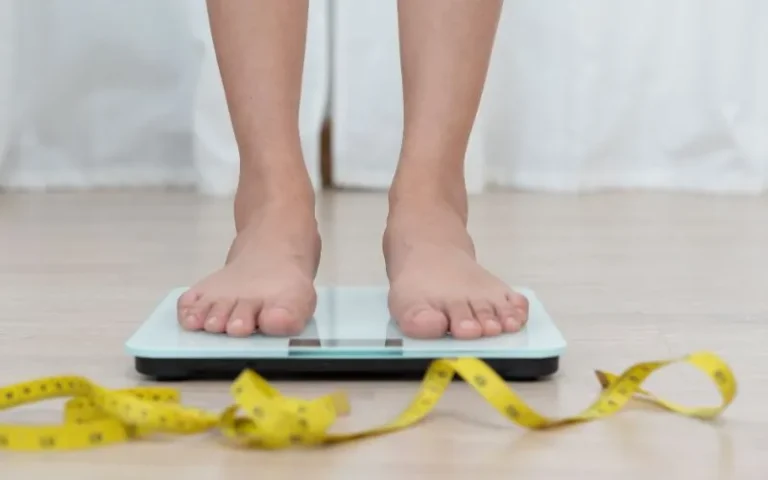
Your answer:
[385,0,529,339]
[178,0,319,337]
[209,0,314,223]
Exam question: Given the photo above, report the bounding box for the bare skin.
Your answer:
[178,0,529,339]
[384,0,528,339]
[177,0,319,337]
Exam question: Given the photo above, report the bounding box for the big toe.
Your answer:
[395,305,449,339]
[258,307,306,336]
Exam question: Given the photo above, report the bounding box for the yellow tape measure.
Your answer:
[0,351,736,451]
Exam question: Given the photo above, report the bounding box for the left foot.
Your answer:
[384,193,529,340]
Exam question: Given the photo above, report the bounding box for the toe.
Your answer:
[226,301,259,337]
[177,290,204,330]
[446,300,482,339]
[396,305,449,338]
[496,291,529,332]
[203,298,236,333]
[470,299,503,336]
[508,291,530,326]
[495,296,521,332]
[177,289,200,314]
[181,295,213,331]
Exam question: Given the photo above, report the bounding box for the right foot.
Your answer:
[176,199,320,337]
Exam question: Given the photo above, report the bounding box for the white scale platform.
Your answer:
[126,286,566,381]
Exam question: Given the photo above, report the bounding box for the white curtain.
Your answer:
[0,0,14,173]
[333,0,768,193]
[1,0,767,195]
[0,0,328,195]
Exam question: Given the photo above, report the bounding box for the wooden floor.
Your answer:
[0,190,766,479]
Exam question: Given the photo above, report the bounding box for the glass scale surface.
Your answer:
[125,286,566,381]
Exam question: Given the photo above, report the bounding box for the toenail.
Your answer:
[183,315,197,328]
[229,318,243,330]
[460,320,477,330]
[205,317,218,328]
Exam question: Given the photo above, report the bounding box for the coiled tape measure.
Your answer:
[0,351,735,451]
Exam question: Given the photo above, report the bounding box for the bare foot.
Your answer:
[384,194,529,339]
[176,197,320,337]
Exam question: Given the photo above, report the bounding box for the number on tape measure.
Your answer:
[0,351,737,451]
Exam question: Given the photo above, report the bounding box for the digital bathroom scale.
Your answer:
[126,286,566,381]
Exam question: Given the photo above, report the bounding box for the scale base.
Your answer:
[135,356,560,382]
[127,286,566,382]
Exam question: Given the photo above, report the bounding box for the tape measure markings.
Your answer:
[0,350,736,451]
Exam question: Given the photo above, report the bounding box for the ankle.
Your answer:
[234,163,316,232]
[384,183,475,266]
[240,143,312,186]
[390,140,470,215]
[389,172,468,225]
[228,188,321,271]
